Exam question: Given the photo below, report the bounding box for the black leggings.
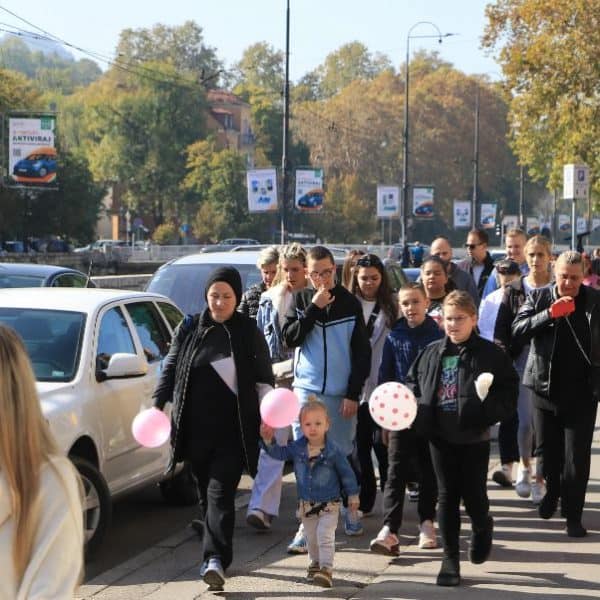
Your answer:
[429,438,490,558]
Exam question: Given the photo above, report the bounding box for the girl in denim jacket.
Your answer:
[260,398,359,588]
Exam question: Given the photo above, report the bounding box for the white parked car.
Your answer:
[0,288,191,552]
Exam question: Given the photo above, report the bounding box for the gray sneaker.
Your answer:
[200,557,225,591]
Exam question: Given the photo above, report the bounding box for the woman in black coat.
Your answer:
[153,266,273,591]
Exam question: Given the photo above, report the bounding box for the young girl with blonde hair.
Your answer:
[0,324,83,599]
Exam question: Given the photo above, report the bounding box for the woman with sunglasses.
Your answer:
[348,253,397,517]
[420,256,456,327]
[493,235,553,503]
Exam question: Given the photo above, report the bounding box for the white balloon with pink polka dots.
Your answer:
[368,381,417,431]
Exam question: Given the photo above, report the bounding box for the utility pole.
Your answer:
[280,0,290,244]
[519,165,525,230]
[472,85,480,229]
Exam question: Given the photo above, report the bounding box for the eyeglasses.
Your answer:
[464,243,482,250]
[356,255,382,268]
[309,268,334,279]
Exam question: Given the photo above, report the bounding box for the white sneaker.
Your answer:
[531,481,546,505]
[370,525,400,556]
[418,519,438,549]
[246,509,271,531]
[515,467,531,498]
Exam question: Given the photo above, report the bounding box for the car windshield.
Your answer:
[0,274,46,288]
[147,263,262,314]
[0,308,85,382]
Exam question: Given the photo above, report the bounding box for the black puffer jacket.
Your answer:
[153,309,273,476]
[238,282,267,320]
[511,284,600,404]
[406,334,519,441]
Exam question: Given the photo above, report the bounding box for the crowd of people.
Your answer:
[1,228,598,596]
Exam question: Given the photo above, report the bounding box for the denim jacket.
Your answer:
[256,284,293,362]
[261,435,359,502]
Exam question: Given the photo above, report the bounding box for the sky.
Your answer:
[0,0,502,81]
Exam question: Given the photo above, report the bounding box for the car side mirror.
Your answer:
[96,352,148,382]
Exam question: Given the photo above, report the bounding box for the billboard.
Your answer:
[247,168,278,213]
[526,217,540,236]
[453,201,471,228]
[8,114,57,188]
[376,185,400,218]
[295,168,324,211]
[412,186,434,218]
[480,203,497,229]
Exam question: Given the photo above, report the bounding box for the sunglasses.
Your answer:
[356,255,382,268]
[464,243,482,250]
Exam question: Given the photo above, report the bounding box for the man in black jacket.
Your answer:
[456,229,495,299]
[512,251,600,537]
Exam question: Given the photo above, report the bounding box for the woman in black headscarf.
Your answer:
[153,266,273,591]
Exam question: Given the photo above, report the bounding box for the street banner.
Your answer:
[558,214,571,234]
[295,168,324,211]
[577,217,587,234]
[412,186,434,218]
[593,218,600,232]
[247,168,278,213]
[480,203,497,229]
[563,164,589,200]
[526,217,540,236]
[377,185,400,218]
[8,114,57,188]
[502,215,519,231]
[453,201,471,228]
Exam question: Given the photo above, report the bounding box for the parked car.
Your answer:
[0,288,190,552]
[0,263,96,288]
[1,240,25,253]
[147,250,408,316]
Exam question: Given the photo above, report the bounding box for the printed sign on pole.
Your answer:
[563,164,589,200]
[8,114,57,189]
[247,168,278,212]
[558,214,571,233]
[592,218,600,232]
[295,168,324,211]
[577,217,587,234]
[502,215,519,231]
[412,186,434,218]
[453,201,471,228]
[480,203,497,229]
[377,185,400,218]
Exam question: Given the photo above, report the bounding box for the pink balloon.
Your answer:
[368,382,416,431]
[132,407,171,448]
[260,388,300,428]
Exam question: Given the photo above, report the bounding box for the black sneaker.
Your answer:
[469,515,493,564]
[538,494,559,520]
[566,521,587,538]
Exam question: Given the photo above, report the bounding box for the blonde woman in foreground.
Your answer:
[0,324,84,599]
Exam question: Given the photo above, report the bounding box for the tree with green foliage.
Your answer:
[483,0,600,205]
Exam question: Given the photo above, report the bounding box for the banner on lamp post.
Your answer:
[577,217,587,234]
[412,186,434,218]
[295,168,324,211]
[7,113,58,189]
[247,168,278,213]
[558,214,571,234]
[377,185,400,218]
[453,201,471,228]
[480,203,497,229]
[526,217,540,236]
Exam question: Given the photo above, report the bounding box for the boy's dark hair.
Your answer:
[468,228,489,245]
[308,245,335,263]
[399,281,427,297]
[443,290,477,316]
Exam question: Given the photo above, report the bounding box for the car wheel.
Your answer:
[39,167,47,177]
[159,463,199,506]
[70,456,112,555]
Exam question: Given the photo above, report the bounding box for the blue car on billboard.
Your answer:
[297,188,323,210]
[414,201,433,217]
[12,147,57,181]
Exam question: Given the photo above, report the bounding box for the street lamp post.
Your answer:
[281,0,290,244]
[402,22,456,245]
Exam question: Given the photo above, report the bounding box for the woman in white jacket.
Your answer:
[348,254,398,518]
[0,324,83,600]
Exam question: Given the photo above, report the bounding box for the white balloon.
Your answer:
[368,382,417,431]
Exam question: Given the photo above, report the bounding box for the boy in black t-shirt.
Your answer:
[407,291,518,587]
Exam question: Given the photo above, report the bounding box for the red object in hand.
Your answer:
[549,298,575,319]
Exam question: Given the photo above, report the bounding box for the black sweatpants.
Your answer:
[533,402,597,523]
[354,402,389,512]
[383,428,437,533]
[497,411,519,465]
[190,445,244,569]
[429,438,490,559]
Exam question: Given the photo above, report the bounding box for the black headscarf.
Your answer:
[204,266,243,307]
